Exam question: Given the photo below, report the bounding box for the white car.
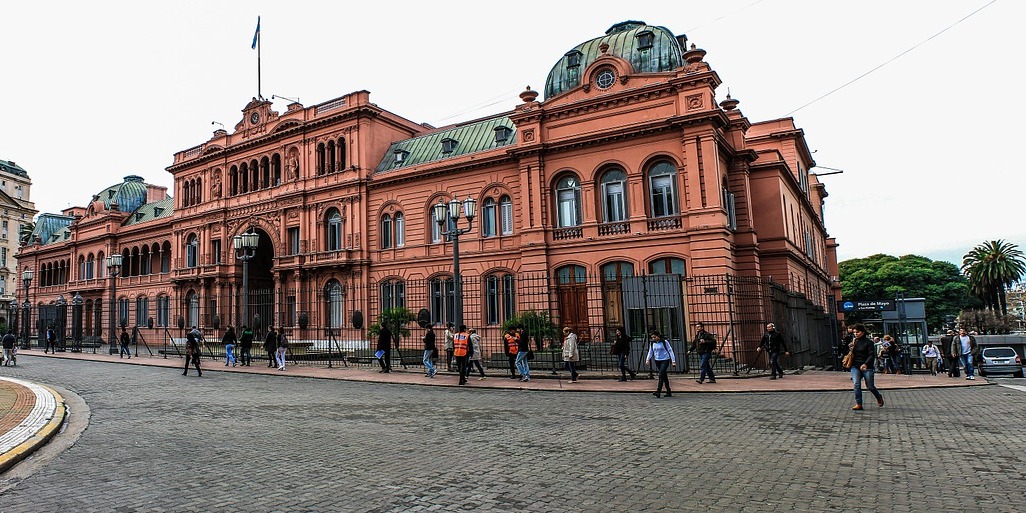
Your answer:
[979,347,1024,378]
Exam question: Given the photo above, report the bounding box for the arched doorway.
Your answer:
[237,228,275,331]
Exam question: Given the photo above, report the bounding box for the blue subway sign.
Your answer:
[840,299,896,312]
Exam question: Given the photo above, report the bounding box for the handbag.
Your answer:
[526,349,535,361]
[841,343,855,369]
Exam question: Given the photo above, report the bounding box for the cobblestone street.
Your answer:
[1,356,1024,512]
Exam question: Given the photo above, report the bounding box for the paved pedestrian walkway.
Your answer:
[0,348,984,474]
[0,376,65,473]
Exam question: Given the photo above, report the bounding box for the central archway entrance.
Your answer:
[238,228,275,331]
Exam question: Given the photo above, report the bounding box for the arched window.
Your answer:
[160,242,171,273]
[380,279,406,311]
[186,234,199,268]
[140,245,151,276]
[326,209,343,251]
[648,161,679,217]
[327,140,336,173]
[601,261,635,282]
[97,251,105,278]
[485,273,516,325]
[195,177,202,204]
[338,138,347,169]
[430,276,455,325]
[86,253,95,279]
[649,257,686,275]
[272,153,282,185]
[555,175,582,227]
[230,165,238,195]
[325,280,344,329]
[186,290,199,328]
[381,214,393,249]
[261,156,270,188]
[240,163,249,193]
[555,264,589,340]
[499,195,513,235]
[156,295,170,327]
[118,297,130,327]
[136,295,149,327]
[316,143,326,175]
[601,169,628,222]
[481,198,496,237]
[78,255,86,280]
[394,212,405,247]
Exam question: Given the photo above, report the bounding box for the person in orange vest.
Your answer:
[452,324,471,385]
[503,327,520,379]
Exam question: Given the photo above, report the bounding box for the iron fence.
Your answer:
[30,273,839,376]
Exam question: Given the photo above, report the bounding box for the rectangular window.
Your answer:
[722,189,736,231]
[430,279,454,325]
[288,227,300,255]
[482,202,496,237]
[603,182,626,222]
[500,198,513,235]
[1,220,7,239]
[0,278,5,295]
[1,247,6,267]
[136,297,149,327]
[211,239,222,264]
[118,298,130,327]
[502,274,515,320]
[394,215,405,247]
[486,276,499,325]
[651,176,676,217]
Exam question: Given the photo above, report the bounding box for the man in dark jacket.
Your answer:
[758,323,790,379]
[2,330,16,366]
[939,329,959,377]
[239,325,254,366]
[690,322,717,384]
[377,323,392,373]
[264,326,278,368]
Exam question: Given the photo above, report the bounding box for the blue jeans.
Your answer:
[120,342,132,357]
[225,344,236,365]
[515,351,530,379]
[699,353,715,381]
[769,351,783,377]
[423,350,435,375]
[654,359,671,394]
[960,354,974,378]
[851,366,882,405]
[617,353,633,379]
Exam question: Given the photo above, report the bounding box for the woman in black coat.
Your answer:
[845,323,884,410]
[377,324,392,373]
[611,327,636,381]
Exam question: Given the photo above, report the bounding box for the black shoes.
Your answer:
[652,392,661,398]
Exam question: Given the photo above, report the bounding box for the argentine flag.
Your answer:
[251,16,260,49]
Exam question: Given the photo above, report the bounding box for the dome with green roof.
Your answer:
[96,175,149,213]
[544,21,685,100]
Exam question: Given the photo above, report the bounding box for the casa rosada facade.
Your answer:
[16,21,839,350]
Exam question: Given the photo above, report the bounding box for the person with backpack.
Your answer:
[183,328,202,376]
[45,325,57,354]
[222,325,238,367]
[264,326,278,368]
[239,325,254,366]
[119,327,132,359]
[690,322,717,384]
[276,329,289,371]
[2,330,17,366]
[646,329,676,398]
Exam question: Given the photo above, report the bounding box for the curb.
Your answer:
[0,384,66,474]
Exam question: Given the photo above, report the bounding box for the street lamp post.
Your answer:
[433,196,477,328]
[233,232,259,328]
[107,254,123,354]
[20,268,33,349]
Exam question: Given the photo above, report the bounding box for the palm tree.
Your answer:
[962,239,1026,316]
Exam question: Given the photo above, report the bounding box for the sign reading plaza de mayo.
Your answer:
[840,299,897,312]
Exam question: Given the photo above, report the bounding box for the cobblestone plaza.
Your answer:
[1,356,1024,512]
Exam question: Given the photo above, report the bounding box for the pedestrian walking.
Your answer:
[45,325,57,354]
[940,329,959,377]
[690,322,717,384]
[611,327,636,382]
[376,323,392,373]
[561,326,580,383]
[223,326,238,367]
[503,327,520,379]
[182,328,202,376]
[646,330,676,398]
[954,328,979,380]
[515,324,531,382]
[276,330,289,371]
[264,326,278,368]
[444,322,455,372]
[922,340,940,375]
[119,327,132,359]
[882,335,901,374]
[239,325,254,366]
[467,328,487,380]
[422,326,437,378]
[2,330,16,366]
[844,323,883,410]
[453,324,471,385]
[757,322,790,379]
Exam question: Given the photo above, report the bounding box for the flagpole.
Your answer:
[257,28,262,99]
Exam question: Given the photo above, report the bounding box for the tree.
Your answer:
[368,307,414,346]
[839,254,974,331]
[961,239,1026,317]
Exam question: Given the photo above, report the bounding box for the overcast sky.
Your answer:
[1,0,1020,266]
